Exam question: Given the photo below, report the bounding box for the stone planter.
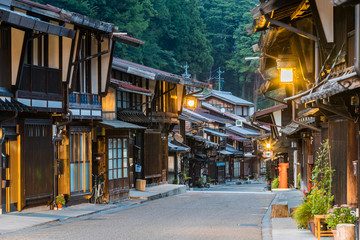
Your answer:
[337,223,355,240]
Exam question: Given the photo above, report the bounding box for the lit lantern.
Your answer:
[266,143,271,149]
[280,68,294,83]
[277,55,296,84]
[186,97,196,108]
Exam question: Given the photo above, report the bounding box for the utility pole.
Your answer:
[217,67,224,91]
[181,62,191,79]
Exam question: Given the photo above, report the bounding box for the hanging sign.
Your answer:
[263,151,273,158]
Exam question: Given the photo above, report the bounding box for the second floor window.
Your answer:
[117,91,142,111]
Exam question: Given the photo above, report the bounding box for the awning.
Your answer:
[226,145,243,156]
[226,126,260,138]
[111,79,152,96]
[98,120,146,130]
[285,68,360,104]
[185,132,218,148]
[226,131,248,142]
[204,128,229,138]
[117,110,150,124]
[280,122,303,135]
[219,150,232,155]
[0,97,33,112]
[168,141,190,152]
[244,153,256,158]
[0,7,75,38]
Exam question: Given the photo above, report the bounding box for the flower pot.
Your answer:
[331,229,337,240]
[57,204,63,210]
[308,219,315,236]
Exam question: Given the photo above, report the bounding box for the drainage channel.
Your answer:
[237,224,260,227]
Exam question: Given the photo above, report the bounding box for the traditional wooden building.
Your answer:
[200,90,255,117]
[94,58,209,200]
[0,0,142,212]
[248,0,360,207]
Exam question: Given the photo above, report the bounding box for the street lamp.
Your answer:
[280,68,294,83]
[186,97,196,109]
[266,143,271,150]
[277,55,296,83]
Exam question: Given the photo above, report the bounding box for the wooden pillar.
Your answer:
[0,142,2,214]
[347,121,357,207]
[240,160,244,179]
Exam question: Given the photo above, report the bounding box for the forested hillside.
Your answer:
[36,0,266,105]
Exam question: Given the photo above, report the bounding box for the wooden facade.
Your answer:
[0,0,142,212]
[249,0,360,208]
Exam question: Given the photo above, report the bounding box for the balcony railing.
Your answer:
[19,64,62,96]
[69,92,101,106]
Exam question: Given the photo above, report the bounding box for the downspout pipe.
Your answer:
[355,4,360,76]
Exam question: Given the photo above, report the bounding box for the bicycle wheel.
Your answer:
[89,187,96,204]
[97,184,105,204]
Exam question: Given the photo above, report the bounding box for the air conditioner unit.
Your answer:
[235,120,243,127]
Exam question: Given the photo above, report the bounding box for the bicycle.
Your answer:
[90,172,105,204]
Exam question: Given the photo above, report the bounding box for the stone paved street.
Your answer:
[2,183,275,240]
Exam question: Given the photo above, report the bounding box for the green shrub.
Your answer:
[206,176,212,183]
[198,177,204,185]
[297,173,301,189]
[172,178,179,184]
[272,176,279,189]
[293,200,313,228]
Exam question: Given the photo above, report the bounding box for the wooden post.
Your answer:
[240,160,244,179]
[270,204,289,218]
[0,142,2,214]
[337,223,355,240]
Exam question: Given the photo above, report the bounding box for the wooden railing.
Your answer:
[69,92,101,106]
[19,64,62,95]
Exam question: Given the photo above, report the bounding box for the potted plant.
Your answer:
[293,140,334,234]
[325,204,357,240]
[56,194,66,210]
[265,168,271,190]
[197,177,205,188]
[271,176,279,189]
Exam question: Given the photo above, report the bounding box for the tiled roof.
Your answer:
[226,131,249,142]
[112,58,210,88]
[194,109,234,124]
[253,104,287,118]
[202,90,254,106]
[113,33,144,47]
[111,79,152,95]
[0,98,33,112]
[168,141,190,152]
[226,126,260,137]
[204,128,229,137]
[226,145,243,155]
[201,102,247,122]
[117,110,150,124]
[182,108,210,122]
[99,120,146,130]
